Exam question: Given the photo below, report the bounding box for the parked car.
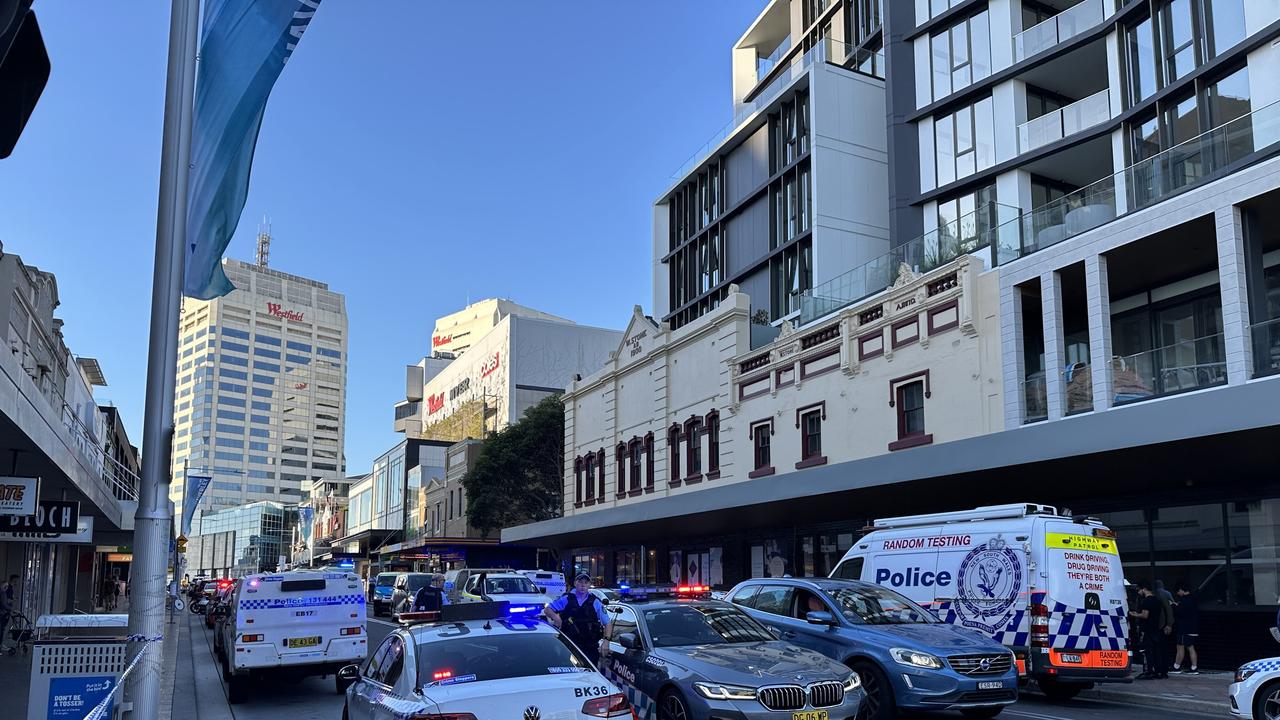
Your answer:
[728,577,1017,720]
[369,572,400,616]
[442,567,513,603]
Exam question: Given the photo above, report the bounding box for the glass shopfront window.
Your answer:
[1150,504,1229,606]
[1227,500,1280,607]
[615,549,639,586]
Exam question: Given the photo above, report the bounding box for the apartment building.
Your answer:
[505,0,1280,669]
[171,258,348,516]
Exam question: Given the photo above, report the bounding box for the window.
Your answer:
[685,418,702,478]
[928,11,990,103]
[934,97,994,187]
[771,239,813,319]
[728,585,760,608]
[751,586,795,616]
[584,454,596,501]
[1127,17,1158,105]
[751,422,772,475]
[667,425,681,484]
[1205,0,1246,57]
[934,183,997,260]
[831,556,865,580]
[615,443,627,496]
[629,442,642,492]
[1159,0,1198,84]
[899,382,926,436]
[705,412,720,475]
[573,457,583,506]
[607,606,640,647]
[800,408,823,464]
[1207,65,1253,163]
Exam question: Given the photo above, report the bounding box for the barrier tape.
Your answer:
[81,634,165,720]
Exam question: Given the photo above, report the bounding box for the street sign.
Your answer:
[0,476,38,516]
[0,515,93,543]
[1,499,78,533]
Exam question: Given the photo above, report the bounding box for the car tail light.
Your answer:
[340,627,361,636]
[583,693,633,719]
[1030,604,1050,648]
[241,634,263,643]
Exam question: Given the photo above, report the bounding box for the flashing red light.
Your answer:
[583,693,633,718]
[432,670,453,681]
[675,585,709,594]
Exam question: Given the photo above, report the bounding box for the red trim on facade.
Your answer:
[795,455,828,469]
[889,433,934,451]
[596,448,606,499]
[800,347,840,380]
[705,470,721,480]
[887,370,932,406]
[927,299,960,334]
[891,316,920,349]
[627,488,643,497]
[800,324,840,349]
[794,401,827,428]
[738,371,771,400]
[747,466,776,479]
[644,432,655,490]
[858,329,885,361]
[775,365,796,389]
[684,473,703,484]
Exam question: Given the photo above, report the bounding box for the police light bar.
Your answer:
[675,585,710,594]
[397,611,442,625]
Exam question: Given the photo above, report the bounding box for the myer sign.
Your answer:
[0,476,39,516]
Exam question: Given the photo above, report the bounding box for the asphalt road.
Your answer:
[194,615,1223,720]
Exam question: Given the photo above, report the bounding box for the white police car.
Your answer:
[340,601,633,720]
[1231,657,1280,719]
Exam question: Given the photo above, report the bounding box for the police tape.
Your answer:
[81,633,165,720]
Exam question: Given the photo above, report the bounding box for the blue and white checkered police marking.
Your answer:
[1049,601,1126,651]
[1243,659,1280,674]
[239,594,365,610]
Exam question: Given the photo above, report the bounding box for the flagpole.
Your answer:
[127,0,199,717]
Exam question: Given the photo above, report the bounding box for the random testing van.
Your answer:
[832,503,1131,701]
[216,569,368,704]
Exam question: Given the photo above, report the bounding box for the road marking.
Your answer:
[1004,709,1075,720]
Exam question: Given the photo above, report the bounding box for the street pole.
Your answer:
[169,457,187,600]
[126,0,198,718]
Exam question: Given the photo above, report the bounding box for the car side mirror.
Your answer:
[806,611,838,627]
[617,632,640,651]
[337,664,360,682]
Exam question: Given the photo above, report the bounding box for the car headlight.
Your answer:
[890,648,944,670]
[693,682,758,701]
[1237,666,1259,683]
[843,672,861,692]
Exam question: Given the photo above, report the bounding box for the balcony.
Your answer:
[799,202,1020,325]
[1013,0,1111,63]
[670,38,884,182]
[1018,89,1110,154]
[1113,333,1227,404]
[757,38,792,83]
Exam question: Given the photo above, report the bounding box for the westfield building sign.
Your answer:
[266,302,305,322]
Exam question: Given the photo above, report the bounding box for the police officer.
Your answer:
[412,573,448,612]
[544,572,612,667]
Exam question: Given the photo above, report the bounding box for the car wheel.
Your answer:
[959,707,1004,719]
[1254,680,1280,720]
[1037,678,1083,702]
[852,662,895,720]
[658,690,690,720]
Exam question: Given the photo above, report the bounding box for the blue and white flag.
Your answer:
[181,475,212,536]
[299,505,314,542]
[184,0,322,300]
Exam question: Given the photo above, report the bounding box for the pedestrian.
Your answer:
[544,572,613,668]
[412,574,448,612]
[1155,579,1176,672]
[1129,581,1170,679]
[1172,581,1200,674]
[101,574,117,611]
[0,574,17,646]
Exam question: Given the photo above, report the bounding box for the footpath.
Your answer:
[1030,671,1232,716]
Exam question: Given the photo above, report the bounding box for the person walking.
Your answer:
[0,574,17,648]
[1129,581,1170,679]
[1172,581,1200,674]
[101,574,118,611]
[544,572,612,668]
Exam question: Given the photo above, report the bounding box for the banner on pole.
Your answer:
[184,0,323,300]
[182,475,212,536]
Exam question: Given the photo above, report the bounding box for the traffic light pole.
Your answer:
[126,0,198,718]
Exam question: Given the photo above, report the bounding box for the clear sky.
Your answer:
[0,1,765,473]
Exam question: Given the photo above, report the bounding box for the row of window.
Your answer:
[1126,0,1249,108]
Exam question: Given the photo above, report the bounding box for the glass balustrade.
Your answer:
[1013,0,1107,63]
[1018,89,1111,154]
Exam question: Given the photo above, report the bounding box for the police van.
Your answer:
[832,503,1131,701]
[215,569,368,704]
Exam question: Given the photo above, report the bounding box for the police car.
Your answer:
[340,601,632,720]
[597,587,864,720]
[459,572,550,617]
[1231,657,1280,718]
[215,569,368,704]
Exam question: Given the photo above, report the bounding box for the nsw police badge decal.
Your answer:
[955,536,1021,633]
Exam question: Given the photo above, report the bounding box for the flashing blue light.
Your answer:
[338,560,354,569]
[619,583,631,593]
[508,605,538,615]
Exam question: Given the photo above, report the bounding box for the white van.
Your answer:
[831,503,1131,701]
[517,569,565,596]
[216,569,368,704]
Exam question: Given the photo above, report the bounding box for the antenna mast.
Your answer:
[256,216,271,267]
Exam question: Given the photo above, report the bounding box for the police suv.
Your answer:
[832,503,1130,701]
[340,602,631,720]
[215,569,368,704]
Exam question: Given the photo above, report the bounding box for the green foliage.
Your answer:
[461,394,565,537]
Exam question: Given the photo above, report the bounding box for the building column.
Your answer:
[1000,284,1027,428]
[1216,205,1255,384]
[1041,272,1066,421]
[1085,254,1114,411]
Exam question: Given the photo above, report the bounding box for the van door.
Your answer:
[1039,519,1129,672]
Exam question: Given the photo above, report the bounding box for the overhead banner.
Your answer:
[182,475,212,536]
[1,500,78,533]
[0,516,94,544]
[0,476,39,516]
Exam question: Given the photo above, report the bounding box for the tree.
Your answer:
[461,394,564,538]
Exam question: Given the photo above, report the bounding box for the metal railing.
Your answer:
[1251,317,1280,377]
[1063,360,1094,415]
[1013,0,1109,63]
[670,37,884,181]
[1112,333,1227,404]
[1018,88,1111,153]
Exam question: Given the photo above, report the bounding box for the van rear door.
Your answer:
[1039,519,1129,672]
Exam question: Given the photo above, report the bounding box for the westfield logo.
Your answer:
[266,302,305,322]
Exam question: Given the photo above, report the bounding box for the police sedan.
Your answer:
[1231,657,1280,719]
[598,588,864,720]
[340,602,632,720]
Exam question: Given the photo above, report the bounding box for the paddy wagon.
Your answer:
[832,503,1131,701]
[217,569,368,704]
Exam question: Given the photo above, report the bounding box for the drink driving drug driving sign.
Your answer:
[0,476,38,516]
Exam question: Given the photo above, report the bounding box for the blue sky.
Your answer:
[0,1,765,472]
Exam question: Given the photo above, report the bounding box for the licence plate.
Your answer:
[285,636,321,648]
[792,712,828,720]
[978,681,1005,690]
[1060,654,1083,664]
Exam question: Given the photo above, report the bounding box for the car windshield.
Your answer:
[485,577,536,594]
[416,633,592,687]
[643,604,775,647]
[376,574,397,588]
[826,585,938,625]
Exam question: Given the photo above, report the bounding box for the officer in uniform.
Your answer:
[544,572,612,667]
[412,573,448,612]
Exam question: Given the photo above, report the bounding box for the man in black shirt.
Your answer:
[1129,581,1170,679]
[1172,581,1200,674]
